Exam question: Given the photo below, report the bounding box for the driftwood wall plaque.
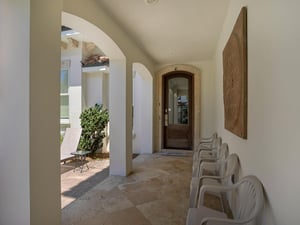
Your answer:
[223,7,247,139]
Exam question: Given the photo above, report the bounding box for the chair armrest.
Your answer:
[198,146,217,151]
[198,176,264,225]
[192,176,224,207]
[200,216,235,225]
[198,173,233,185]
[194,149,217,162]
[201,216,252,225]
[198,175,223,183]
[199,158,218,166]
[199,150,217,158]
[199,149,216,155]
[194,147,217,159]
[199,161,219,174]
[198,183,236,206]
[199,137,213,142]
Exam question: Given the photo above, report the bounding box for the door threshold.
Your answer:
[160,149,193,157]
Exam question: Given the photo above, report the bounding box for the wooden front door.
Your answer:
[163,72,193,150]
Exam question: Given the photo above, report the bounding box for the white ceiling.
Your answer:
[97,0,230,65]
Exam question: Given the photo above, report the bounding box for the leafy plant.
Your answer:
[79,104,109,153]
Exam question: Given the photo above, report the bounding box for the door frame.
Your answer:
[162,71,194,149]
[155,64,202,152]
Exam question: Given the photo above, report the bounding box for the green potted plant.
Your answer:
[79,104,109,153]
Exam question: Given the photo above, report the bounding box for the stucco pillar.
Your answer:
[109,59,133,176]
[30,0,62,224]
[0,1,61,224]
[0,1,31,224]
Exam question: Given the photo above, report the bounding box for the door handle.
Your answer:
[164,109,168,126]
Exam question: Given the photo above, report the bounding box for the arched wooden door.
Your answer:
[162,72,193,150]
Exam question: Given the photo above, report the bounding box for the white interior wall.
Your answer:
[215,1,300,224]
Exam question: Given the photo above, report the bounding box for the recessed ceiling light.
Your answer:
[144,0,159,5]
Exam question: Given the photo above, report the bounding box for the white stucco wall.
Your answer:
[185,61,217,138]
[215,1,300,224]
[61,48,82,128]
[69,86,82,128]
[133,70,153,154]
[82,71,109,109]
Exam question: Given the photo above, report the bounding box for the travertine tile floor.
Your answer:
[61,153,192,225]
[61,157,110,208]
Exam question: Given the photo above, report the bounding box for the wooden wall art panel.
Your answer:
[223,7,247,139]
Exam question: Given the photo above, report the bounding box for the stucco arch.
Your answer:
[62,11,132,176]
[62,12,125,60]
[155,64,202,151]
[133,62,153,79]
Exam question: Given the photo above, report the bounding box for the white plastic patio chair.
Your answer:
[186,175,264,225]
[190,153,239,208]
[192,142,228,177]
[197,132,218,147]
[194,137,222,162]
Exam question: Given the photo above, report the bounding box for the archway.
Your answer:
[62,12,124,59]
[62,12,132,176]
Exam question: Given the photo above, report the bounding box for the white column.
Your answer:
[30,1,62,224]
[109,59,133,176]
[0,1,62,224]
[0,1,31,224]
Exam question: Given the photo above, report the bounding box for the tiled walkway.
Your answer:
[61,153,192,225]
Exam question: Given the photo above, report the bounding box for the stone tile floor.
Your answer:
[61,157,110,208]
[61,153,192,225]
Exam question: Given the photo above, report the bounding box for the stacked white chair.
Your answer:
[197,132,218,146]
[186,175,264,225]
[193,136,222,165]
[192,140,225,178]
[188,133,265,225]
[195,132,218,157]
[190,153,239,208]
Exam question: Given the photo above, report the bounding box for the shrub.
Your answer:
[79,104,109,153]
